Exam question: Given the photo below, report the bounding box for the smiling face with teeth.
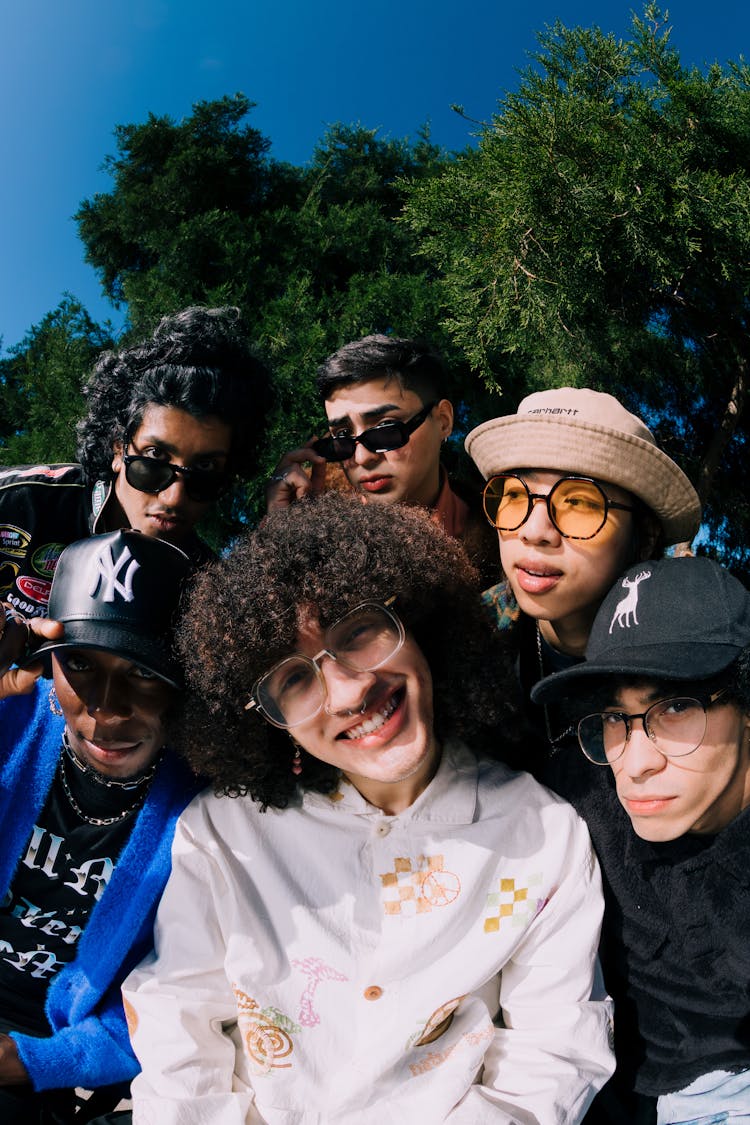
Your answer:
[498,470,638,657]
[288,607,440,814]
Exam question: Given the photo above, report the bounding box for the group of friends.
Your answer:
[0,305,745,1125]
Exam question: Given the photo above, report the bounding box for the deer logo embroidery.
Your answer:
[609,571,651,633]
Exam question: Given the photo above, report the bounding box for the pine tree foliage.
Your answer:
[405,5,750,568]
[0,298,113,465]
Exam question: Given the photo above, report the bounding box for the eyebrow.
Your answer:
[326,403,404,430]
[608,683,673,709]
[132,434,229,459]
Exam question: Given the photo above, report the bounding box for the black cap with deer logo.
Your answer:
[531,556,750,703]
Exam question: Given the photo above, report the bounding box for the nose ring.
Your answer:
[325,700,368,718]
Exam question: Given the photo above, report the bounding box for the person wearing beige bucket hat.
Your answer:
[467,389,702,1125]
[465,387,702,771]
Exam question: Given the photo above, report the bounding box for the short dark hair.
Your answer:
[174,491,523,807]
[76,306,273,485]
[316,334,449,404]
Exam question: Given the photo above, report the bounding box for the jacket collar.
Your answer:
[302,740,479,824]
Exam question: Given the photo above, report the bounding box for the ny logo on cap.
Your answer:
[89,544,141,603]
[609,570,651,634]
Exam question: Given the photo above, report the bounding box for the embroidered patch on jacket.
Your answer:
[408,1024,494,1077]
[379,855,461,916]
[233,986,300,1074]
[31,542,65,578]
[483,872,544,933]
[291,956,348,1027]
[408,995,466,1049]
[0,525,31,558]
[0,560,19,597]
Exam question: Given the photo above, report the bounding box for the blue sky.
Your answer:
[1,0,748,352]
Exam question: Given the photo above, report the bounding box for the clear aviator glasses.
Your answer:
[245,598,405,729]
[577,689,729,765]
[482,474,634,541]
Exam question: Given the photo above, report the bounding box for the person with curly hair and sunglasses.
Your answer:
[123,491,614,1124]
[0,306,272,618]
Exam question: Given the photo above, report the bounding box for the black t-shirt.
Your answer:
[0,754,147,1035]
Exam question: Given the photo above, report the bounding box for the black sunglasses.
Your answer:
[312,402,437,463]
[123,454,227,503]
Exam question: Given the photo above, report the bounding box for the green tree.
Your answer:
[405,5,750,569]
[75,93,304,334]
[76,100,487,526]
[0,297,113,465]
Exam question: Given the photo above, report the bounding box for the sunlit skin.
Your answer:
[288,608,440,815]
[53,648,176,781]
[110,404,232,546]
[324,377,454,508]
[606,683,750,840]
[497,470,639,656]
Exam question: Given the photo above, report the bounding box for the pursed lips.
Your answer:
[148,509,187,527]
[355,475,392,491]
[620,793,676,809]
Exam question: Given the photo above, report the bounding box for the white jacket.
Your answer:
[125,743,614,1124]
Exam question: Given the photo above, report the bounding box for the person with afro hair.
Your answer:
[0,306,272,617]
[124,491,614,1124]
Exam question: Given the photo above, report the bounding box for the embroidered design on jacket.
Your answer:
[291,956,348,1027]
[379,855,461,916]
[483,873,544,933]
[408,1024,494,1077]
[233,986,299,1073]
[409,995,466,1049]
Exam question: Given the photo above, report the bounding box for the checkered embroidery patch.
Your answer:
[379,855,461,916]
[483,873,544,933]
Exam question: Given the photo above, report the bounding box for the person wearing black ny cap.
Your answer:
[0,529,201,1124]
[532,556,750,1124]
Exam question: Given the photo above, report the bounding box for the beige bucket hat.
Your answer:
[465,387,701,545]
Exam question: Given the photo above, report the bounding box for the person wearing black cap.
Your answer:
[532,556,750,1124]
[0,529,201,1123]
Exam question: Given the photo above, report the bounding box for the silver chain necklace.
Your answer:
[62,730,158,790]
[59,743,153,827]
[535,623,576,747]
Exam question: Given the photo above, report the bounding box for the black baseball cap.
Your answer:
[30,530,191,688]
[532,556,750,704]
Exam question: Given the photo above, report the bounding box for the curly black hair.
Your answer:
[76,306,273,486]
[174,491,524,807]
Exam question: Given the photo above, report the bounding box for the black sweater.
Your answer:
[550,754,750,1097]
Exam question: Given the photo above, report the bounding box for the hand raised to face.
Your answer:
[0,605,64,700]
